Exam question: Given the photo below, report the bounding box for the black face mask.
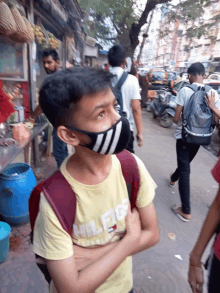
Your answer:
[66,117,131,155]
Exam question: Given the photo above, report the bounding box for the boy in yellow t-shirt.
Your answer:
[33,67,159,293]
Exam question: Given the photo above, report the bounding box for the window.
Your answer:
[0,36,27,80]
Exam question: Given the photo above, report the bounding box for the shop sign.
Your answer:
[86,36,96,47]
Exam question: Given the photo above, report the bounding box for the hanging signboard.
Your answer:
[86,36,96,47]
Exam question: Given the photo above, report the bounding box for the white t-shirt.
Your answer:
[174,83,220,139]
[110,67,141,132]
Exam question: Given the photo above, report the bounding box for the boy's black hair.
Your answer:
[108,45,126,67]
[39,67,114,129]
[42,48,59,61]
[187,62,205,76]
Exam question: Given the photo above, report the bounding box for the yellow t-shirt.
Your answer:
[33,154,157,293]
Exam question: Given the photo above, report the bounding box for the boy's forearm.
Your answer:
[128,229,159,255]
[31,104,42,120]
[74,238,132,293]
[74,241,120,271]
[190,192,220,263]
[132,107,142,135]
[211,107,220,120]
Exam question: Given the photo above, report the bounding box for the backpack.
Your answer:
[113,72,128,117]
[29,150,140,284]
[182,84,216,145]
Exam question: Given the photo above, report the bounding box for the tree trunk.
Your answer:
[128,0,170,59]
[137,10,154,65]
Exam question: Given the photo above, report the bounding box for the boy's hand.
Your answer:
[124,207,141,251]
[188,263,204,293]
[206,90,215,111]
[136,133,143,147]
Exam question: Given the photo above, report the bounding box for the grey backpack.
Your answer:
[182,84,215,145]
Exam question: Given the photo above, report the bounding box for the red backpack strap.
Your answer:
[116,150,140,209]
[29,180,46,231]
[42,170,76,236]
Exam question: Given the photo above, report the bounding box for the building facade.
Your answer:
[152,0,220,73]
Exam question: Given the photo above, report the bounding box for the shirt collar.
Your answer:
[110,67,124,74]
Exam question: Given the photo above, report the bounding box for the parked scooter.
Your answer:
[151,81,177,128]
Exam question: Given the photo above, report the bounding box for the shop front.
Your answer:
[0,0,84,172]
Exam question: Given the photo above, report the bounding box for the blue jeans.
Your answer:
[52,129,68,168]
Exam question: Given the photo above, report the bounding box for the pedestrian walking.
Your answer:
[188,159,220,293]
[30,67,159,293]
[108,45,143,153]
[29,49,68,168]
[170,62,220,222]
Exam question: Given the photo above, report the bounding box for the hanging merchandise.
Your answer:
[10,4,28,43]
[33,24,60,50]
[33,25,46,46]
[16,5,34,43]
[48,32,59,50]
[0,0,16,36]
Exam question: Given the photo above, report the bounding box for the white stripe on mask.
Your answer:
[100,129,114,155]
[108,121,122,154]
[93,133,104,152]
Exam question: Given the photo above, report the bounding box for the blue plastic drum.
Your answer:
[0,221,11,263]
[0,163,37,225]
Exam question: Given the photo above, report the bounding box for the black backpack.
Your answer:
[113,72,128,117]
[182,84,216,145]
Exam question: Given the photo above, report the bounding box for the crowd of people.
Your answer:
[28,45,220,293]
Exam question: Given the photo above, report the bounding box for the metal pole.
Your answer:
[27,0,36,113]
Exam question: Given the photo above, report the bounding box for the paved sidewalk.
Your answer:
[0,112,219,292]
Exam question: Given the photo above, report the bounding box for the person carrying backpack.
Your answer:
[30,67,159,293]
[108,45,143,153]
[169,62,220,222]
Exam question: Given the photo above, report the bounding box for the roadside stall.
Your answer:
[0,0,85,174]
[0,0,49,175]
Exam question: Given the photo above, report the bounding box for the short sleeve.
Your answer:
[33,192,74,260]
[175,87,186,106]
[129,76,141,100]
[132,154,157,208]
[211,159,220,184]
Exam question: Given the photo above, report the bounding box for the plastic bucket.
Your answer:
[0,221,11,263]
[0,163,37,226]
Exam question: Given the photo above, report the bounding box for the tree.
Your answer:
[79,0,219,58]
[137,9,155,65]
[79,0,170,58]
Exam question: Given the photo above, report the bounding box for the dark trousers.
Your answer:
[208,253,220,293]
[52,129,68,168]
[126,131,134,154]
[171,139,200,214]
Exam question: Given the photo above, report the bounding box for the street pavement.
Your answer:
[0,111,219,293]
[133,111,218,293]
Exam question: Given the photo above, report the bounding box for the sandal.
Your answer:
[171,204,190,222]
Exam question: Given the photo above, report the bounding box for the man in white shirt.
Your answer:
[170,62,220,222]
[108,45,143,153]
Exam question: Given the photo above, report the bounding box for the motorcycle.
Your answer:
[151,87,177,128]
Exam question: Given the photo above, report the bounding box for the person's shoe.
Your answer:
[171,204,191,222]
[169,172,175,187]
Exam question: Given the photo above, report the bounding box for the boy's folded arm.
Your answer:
[46,237,133,293]
[73,240,121,271]
[128,203,159,256]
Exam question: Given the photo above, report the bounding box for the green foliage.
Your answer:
[79,0,141,45]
